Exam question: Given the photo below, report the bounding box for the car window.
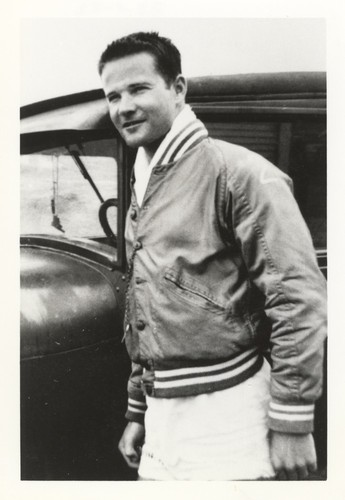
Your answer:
[205,119,326,249]
[21,137,119,243]
[288,121,326,249]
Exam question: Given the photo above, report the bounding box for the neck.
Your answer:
[143,135,168,163]
[143,103,186,162]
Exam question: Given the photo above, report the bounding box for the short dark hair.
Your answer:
[98,31,182,85]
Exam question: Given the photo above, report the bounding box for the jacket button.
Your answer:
[134,241,142,250]
[136,320,146,331]
[130,209,137,220]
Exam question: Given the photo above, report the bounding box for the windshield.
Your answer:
[21,136,119,242]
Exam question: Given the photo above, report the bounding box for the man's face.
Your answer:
[101,52,183,153]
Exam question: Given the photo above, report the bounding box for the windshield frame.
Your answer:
[20,127,129,269]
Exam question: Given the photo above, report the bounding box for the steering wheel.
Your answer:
[99,198,118,245]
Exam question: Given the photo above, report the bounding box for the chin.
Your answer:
[124,135,154,150]
[125,138,144,149]
[122,130,163,151]
[121,134,140,148]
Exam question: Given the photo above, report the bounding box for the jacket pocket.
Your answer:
[163,269,227,312]
[152,268,253,360]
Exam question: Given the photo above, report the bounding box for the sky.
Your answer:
[20,17,326,105]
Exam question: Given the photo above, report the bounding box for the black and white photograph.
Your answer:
[2,2,345,499]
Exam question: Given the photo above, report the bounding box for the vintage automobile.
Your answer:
[20,72,327,480]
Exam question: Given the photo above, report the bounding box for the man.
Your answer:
[98,32,327,480]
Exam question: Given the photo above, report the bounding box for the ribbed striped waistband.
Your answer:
[142,348,263,398]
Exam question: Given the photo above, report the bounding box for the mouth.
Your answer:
[122,119,146,131]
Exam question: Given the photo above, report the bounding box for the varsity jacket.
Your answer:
[123,115,327,434]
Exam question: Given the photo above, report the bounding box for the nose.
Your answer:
[117,93,136,116]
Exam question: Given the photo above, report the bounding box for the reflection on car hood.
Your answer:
[20,243,120,359]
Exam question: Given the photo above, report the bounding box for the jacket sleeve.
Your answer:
[225,147,327,434]
[125,361,147,425]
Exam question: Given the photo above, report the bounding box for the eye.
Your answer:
[108,93,120,103]
[132,85,148,94]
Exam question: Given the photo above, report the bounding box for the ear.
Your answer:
[173,75,187,102]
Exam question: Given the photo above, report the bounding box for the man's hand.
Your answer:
[270,431,317,480]
[118,421,145,469]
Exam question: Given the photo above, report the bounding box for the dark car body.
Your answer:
[20,72,327,480]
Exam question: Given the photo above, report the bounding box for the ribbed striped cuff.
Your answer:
[125,397,147,425]
[268,401,315,433]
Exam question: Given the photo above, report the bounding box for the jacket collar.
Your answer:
[153,106,208,166]
[134,105,208,173]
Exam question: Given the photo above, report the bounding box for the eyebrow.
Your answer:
[105,81,153,100]
[128,81,151,88]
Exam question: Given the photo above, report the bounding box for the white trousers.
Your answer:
[138,359,275,480]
